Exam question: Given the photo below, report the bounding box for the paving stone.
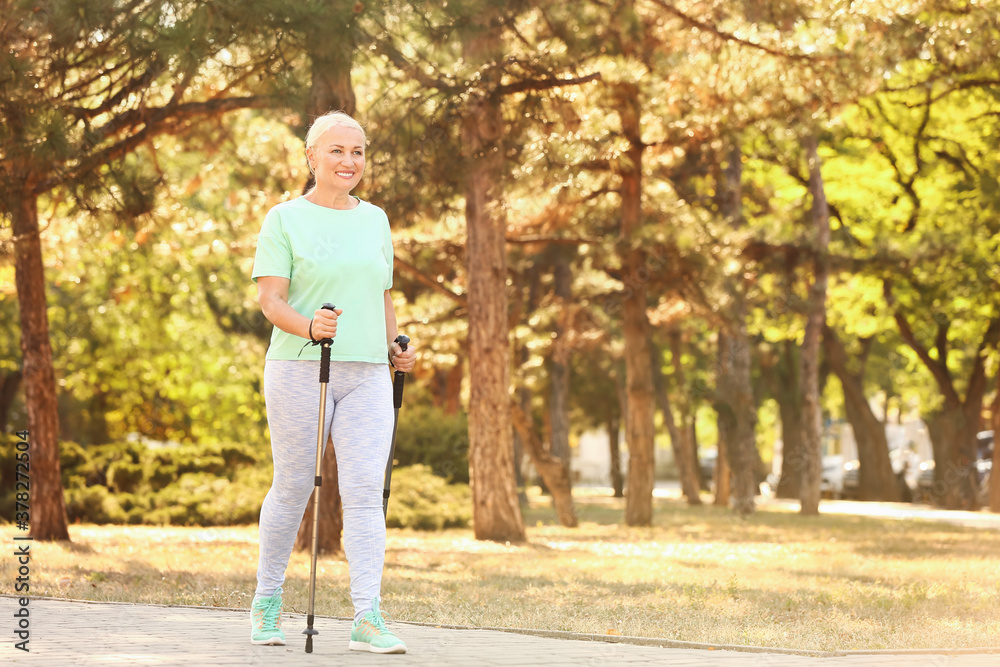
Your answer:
[0,597,995,666]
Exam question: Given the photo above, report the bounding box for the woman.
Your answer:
[249,111,415,654]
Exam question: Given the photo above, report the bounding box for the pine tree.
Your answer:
[1,0,283,539]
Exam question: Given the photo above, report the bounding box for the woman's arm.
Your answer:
[385,290,416,372]
[257,276,340,340]
[384,290,398,346]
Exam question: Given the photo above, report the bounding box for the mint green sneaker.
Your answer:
[250,587,286,645]
[349,597,407,654]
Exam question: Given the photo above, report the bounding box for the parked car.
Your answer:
[976,458,992,506]
[915,430,993,505]
[821,455,845,499]
[841,459,860,499]
[698,449,717,491]
[914,458,937,504]
[697,448,767,493]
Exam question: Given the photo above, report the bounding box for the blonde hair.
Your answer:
[305,111,367,177]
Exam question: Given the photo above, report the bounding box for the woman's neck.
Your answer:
[305,188,358,210]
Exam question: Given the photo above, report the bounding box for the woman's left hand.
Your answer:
[390,339,416,373]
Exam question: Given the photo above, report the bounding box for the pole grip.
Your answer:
[393,372,405,409]
[318,303,336,384]
[392,334,409,409]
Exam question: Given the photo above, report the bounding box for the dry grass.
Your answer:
[3,491,999,651]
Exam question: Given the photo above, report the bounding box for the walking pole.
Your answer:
[304,302,336,654]
[383,334,410,518]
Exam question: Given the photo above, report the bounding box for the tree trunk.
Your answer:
[294,435,343,554]
[431,362,464,415]
[0,370,23,435]
[823,329,899,502]
[615,369,630,498]
[305,21,356,123]
[768,342,806,499]
[799,135,831,516]
[714,143,758,516]
[616,81,656,527]
[510,403,577,527]
[715,326,756,513]
[12,191,70,541]
[651,337,702,504]
[887,291,998,508]
[714,391,732,507]
[293,25,358,554]
[990,376,1000,513]
[669,330,704,504]
[462,16,525,543]
[445,363,464,415]
[924,405,983,509]
[607,416,624,497]
[548,252,573,490]
[512,264,542,504]
[512,377,530,506]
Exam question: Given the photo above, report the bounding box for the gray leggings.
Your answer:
[255,359,394,621]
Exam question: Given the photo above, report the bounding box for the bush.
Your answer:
[107,460,144,493]
[41,438,268,525]
[65,485,128,524]
[146,472,230,525]
[59,441,89,483]
[143,466,272,526]
[194,465,271,525]
[393,405,469,483]
[386,465,471,530]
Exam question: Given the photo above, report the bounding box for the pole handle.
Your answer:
[392,334,409,408]
[318,303,336,384]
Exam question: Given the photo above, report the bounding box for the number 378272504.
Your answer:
[15,430,29,528]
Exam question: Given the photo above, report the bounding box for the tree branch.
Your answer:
[883,280,960,405]
[496,71,601,96]
[646,0,842,61]
[33,95,271,195]
[965,318,1000,410]
[393,254,467,307]
[505,235,602,245]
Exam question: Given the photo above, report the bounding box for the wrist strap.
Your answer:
[308,318,316,342]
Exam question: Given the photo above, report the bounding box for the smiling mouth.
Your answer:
[335,171,356,179]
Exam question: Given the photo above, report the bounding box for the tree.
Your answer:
[366,0,600,539]
[650,331,702,505]
[0,0,279,540]
[798,134,832,515]
[991,375,1000,513]
[760,341,806,499]
[823,327,900,501]
[460,8,527,542]
[846,0,1000,509]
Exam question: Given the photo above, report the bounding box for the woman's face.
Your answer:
[307,125,366,192]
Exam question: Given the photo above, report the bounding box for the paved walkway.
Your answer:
[1,598,997,666]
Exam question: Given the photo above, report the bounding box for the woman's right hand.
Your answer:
[311,306,343,341]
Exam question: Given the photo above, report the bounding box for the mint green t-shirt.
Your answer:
[251,196,393,362]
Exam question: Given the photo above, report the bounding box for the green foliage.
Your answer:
[36,439,267,526]
[145,470,268,526]
[28,438,473,530]
[393,404,469,483]
[107,460,144,494]
[385,465,472,530]
[65,485,129,525]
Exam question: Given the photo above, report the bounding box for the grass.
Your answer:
[3,490,999,651]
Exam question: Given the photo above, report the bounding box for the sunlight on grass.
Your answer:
[2,496,999,651]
